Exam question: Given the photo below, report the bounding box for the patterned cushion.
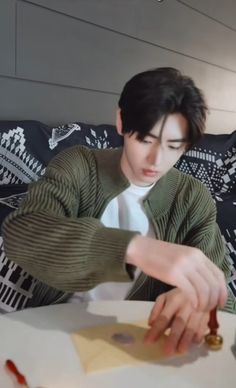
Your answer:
[175,130,236,195]
[0,184,35,313]
[0,120,122,185]
[49,122,122,152]
[0,121,49,184]
[216,193,236,297]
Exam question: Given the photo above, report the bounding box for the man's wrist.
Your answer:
[125,235,143,267]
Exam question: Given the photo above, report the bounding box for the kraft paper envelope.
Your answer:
[72,320,168,373]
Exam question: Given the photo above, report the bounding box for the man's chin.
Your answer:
[135,176,161,187]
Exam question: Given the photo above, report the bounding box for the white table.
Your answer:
[0,301,235,388]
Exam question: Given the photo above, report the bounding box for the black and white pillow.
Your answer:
[175,131,236,195]
[0,120,122,186]
[0,184,36,313]
[48,122,122,151]
[0,121,52,185]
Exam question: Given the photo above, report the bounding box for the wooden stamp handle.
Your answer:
[208,307,219,335]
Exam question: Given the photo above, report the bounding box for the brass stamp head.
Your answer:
[205,333,223,350]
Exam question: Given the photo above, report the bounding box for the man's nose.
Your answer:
[148,145,163,166]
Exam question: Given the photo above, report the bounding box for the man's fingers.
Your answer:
[148,294,166,326]
[177,326,195,353]
[176,275,198,310]
[188,258,227,311]
[190,271,214,311]
[206,262,228,308]
[196,267,220,311]
[164,307,190,355]
[195,259,227,310]
[177,311,208,353]
[145,294,181,343]
[218,278,228,308]
[193,312,209,343]
[187,270,211,311]
[144,315,169,343]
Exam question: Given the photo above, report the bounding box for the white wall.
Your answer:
[1,0,236,133]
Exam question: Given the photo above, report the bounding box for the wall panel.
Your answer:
[24,0,140,37]
[16,2,236,113]
[24,0,236,71]
[0,0,236,133]
[179,0,236,30]
[0,77,117,125]
[0,0,16,76]
[1,76,235,134]
[206,110,236,134]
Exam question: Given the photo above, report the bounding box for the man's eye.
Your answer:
[168,145,182,150]
[141,139,152,144]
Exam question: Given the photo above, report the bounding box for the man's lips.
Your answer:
[142,169,159,177]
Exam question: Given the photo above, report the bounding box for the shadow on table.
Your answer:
[5,302,118,332]
[158,343,209,367]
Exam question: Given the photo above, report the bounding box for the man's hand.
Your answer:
[126,235,227,311]
[144,288,209,355]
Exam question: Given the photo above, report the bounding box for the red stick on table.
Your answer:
[5,359,28,386]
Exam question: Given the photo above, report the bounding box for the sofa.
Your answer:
[0,120,235,313]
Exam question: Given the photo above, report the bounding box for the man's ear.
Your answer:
[116,109,123,136]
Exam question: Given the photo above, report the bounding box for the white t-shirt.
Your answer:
[69,183,155,303]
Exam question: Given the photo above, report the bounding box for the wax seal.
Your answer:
[204,333,223,350]
[205,307,223,351]
[111,332,135,346]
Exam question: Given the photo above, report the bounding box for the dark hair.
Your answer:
[118,67,208,147]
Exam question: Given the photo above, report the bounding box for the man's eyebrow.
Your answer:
[147,133,188,142]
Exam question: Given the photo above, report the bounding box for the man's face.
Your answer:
[119,113,189,186]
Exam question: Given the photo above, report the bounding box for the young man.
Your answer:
[2,68,235,355]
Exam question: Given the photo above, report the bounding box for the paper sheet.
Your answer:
[72,320,169,373]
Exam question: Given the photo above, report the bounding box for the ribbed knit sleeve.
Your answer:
[2,146,137,292]
[182,179,236,313]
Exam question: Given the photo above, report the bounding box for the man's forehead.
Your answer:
[148,113,189,142]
